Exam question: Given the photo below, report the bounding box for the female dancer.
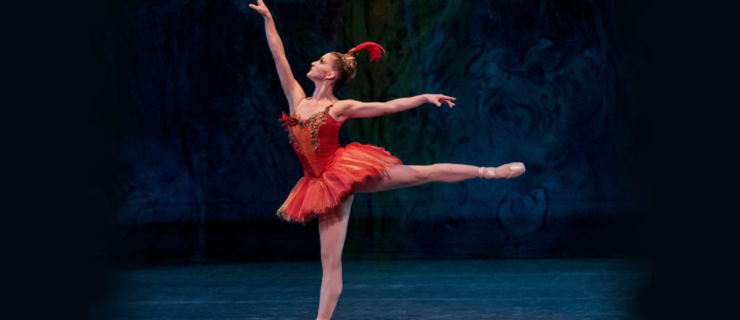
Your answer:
[250,1,524,319]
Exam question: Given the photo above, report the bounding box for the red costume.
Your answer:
[276,42,397,224]
[277,100,402,224]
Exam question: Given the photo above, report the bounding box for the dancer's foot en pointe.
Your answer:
[478,162,526,179]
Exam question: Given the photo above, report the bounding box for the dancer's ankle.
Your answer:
[478,167,496,179]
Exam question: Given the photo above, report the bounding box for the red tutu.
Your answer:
[277,101,402,224]
[277,142,401,224]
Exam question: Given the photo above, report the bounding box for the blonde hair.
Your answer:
[330,50,358,92]
[329,43,386,92]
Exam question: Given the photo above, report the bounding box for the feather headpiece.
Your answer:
[345,42,386,62]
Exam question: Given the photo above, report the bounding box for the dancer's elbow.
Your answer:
[382,103,397,115]
[270,49,286,59]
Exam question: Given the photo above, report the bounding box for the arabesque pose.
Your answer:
[250,1,525,319]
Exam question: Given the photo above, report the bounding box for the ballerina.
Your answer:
[249,1,525,319]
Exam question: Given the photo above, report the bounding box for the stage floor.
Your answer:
[91,258,651,320]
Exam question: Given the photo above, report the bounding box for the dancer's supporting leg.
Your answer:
[354,163,524,193]
[316,194,354,320]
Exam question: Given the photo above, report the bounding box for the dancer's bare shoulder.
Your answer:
[330,99,361,122]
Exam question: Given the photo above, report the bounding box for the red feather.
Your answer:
[353,42,386,62]
[279,112,298,127]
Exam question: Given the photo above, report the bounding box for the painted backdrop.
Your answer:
[90,0,651,261]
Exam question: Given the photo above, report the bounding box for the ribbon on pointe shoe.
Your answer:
[479,164,526,179]
[478,167,496,179]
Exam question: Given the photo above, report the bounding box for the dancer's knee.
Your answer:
[320,252,342,270]
[320,254,343,298]
[414,166,433,184]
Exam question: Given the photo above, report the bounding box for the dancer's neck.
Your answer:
[310,79,338,102]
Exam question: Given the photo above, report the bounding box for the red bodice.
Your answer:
[279,103,345,177]
[276,102,403,224]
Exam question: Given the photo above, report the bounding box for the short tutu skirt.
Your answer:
[277,142,402,224]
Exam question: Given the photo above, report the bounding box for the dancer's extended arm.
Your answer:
[336,94,456,120]
[250,0,305,113]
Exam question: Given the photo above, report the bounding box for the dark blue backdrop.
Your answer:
[90,0,651,262]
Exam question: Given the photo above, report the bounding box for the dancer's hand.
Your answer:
[249,0,272,18]
[425,94,456,108]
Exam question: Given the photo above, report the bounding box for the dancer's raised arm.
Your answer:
[335,94,456,121]
[250,0,305,113]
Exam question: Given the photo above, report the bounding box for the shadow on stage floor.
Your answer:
[90,258,652,320]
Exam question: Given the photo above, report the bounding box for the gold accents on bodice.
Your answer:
[294,102,334,151]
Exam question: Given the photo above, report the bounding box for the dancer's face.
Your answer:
[307,53,337,81]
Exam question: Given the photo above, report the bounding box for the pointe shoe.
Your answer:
[478,162,526,179]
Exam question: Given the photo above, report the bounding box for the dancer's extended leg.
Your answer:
[316,194,354,320]
[353,164,477,193]
[354,163,524,193]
